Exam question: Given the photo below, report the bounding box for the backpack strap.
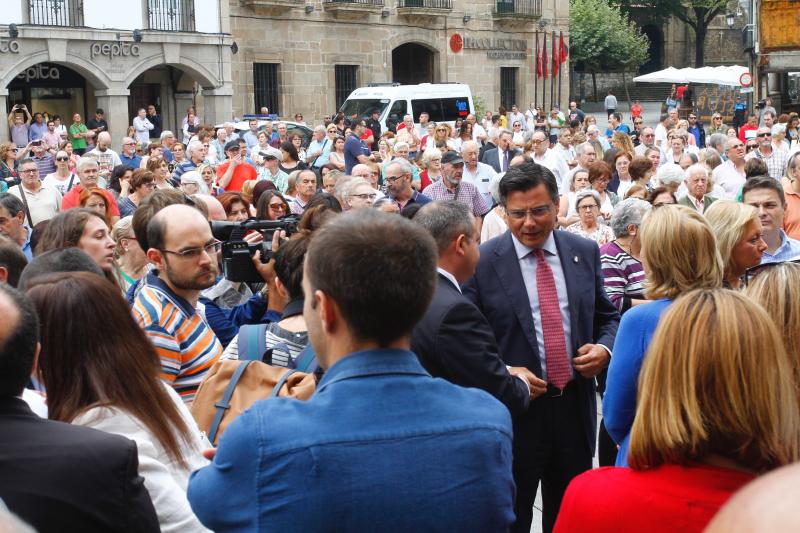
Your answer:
[237,323,270,361]
[292,343,318,373]
[209,360,253,444]
[270,369,298,398]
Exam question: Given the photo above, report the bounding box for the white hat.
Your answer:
[181,170,201,184]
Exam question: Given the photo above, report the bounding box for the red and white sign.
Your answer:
[739,72,753,87]
[450,33,463,53]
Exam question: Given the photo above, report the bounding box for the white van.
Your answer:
[338,83,474,132]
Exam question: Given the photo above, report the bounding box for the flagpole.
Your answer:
[534,30,538,111]
[550,30,555,113]
[558,31,563,108]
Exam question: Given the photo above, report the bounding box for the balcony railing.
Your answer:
[398,0,452,8]
[28,0,84,27]
[493,0,542,18]
[148,0,196,32]
[324,0,385,7]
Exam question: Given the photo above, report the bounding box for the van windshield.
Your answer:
[339,99,389,120]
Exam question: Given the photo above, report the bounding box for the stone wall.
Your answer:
[229,0,571,123]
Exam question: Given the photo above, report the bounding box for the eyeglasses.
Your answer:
[436,128,447,132]
[160,240,222,259]
[351,193,377,200]
[744,258,800,286]
[385,174,407,183]
[507,206,552,219]
[746,144,758,150]
[56,156,69,161]
[327,129,337,133]
[757,133,771,138]
[20,168,39,175]
[269,203,287,211]
[578,204,599,211]
[634,121,643,125]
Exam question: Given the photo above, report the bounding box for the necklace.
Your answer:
[615,238,635,258]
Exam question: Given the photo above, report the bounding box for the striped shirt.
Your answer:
[132,272,222,403]
[600,241,645,313]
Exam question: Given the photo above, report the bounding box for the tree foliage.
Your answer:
[615,0,734,67]
[570,0,650,73]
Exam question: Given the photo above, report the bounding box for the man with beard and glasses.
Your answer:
[132,204,223,403]
[422,151,489,235]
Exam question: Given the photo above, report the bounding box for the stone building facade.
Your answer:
[229,0,570,122]
[0,0,232,146]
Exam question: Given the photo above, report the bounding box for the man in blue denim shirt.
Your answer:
[188,210,516,532]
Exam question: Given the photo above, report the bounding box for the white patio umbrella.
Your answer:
[633,66,749,87]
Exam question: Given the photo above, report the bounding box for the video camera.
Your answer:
[210,216,300,283]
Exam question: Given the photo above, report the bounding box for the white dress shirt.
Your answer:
[511,232,573,380]
[712,159,746,199]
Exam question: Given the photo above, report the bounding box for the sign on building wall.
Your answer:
[760,0,800,52]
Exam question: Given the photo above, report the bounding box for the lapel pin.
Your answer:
[573,256,579,263]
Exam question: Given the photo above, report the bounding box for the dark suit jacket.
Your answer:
[678,194,716,212]
[411,273,530,415]
[462,230,620,454]
[0,396,159,533]
[481,147,522,173]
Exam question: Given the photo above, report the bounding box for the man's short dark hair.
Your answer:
[0,235,28,287]
[0,283,40,397]
[18,248,103,291]
[660,113,670,122]
[742,175,786,206]
[0,193,24,217]
[305,210,437,346]
[415,201,474,255]
[146,213,168,254]
[499,161,559,206]
[612,112,623,123]
[132,189,195,250]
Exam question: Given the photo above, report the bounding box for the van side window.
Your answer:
[386,100,408,132]
[411,98,470,122]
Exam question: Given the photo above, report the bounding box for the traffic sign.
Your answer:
[739,72,753,87]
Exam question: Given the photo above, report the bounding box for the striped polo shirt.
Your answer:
[133,272,222,404]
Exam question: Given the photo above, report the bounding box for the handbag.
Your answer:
[190,358,316,446]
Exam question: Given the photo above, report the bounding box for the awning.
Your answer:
[633,65,749,87]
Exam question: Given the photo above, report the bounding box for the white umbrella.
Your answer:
[633,65,749,87]
[632,67,687,84]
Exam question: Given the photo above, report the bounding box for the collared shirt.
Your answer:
[745,147,789,181]
[692,195,706,214]
[535,149,570,194]
[422,180,490,217]
[307,137,331,168]
[712,159,746,199]
[511,232,573,380]
[462,162,497,207]
[32,153,56,177]
[8,182,61,225]
[132,271,222,403]
[761,230,800,263]
[20,225,32,260]
[437,267,461,294]
[28,121,47,141]
[289,195,309,215]
[120,153,142,169]
[782,177,800,240]
[393,189,432,210]
[242,130,260,154]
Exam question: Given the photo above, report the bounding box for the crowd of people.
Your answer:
[1,95,800,532]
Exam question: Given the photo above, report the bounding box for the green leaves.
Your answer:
[570,0,650,71]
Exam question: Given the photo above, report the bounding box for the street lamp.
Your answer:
[726,12,735,28]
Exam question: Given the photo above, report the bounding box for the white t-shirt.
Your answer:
[43,172,77,196]
[654,123,669,147]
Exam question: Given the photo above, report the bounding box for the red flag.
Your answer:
[542,34,548,79]
[552,33,560,78]
[536,35,542,78]
[559,31,568,63]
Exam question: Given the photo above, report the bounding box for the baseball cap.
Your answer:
[441,151,464,165]
[224,140,241,151]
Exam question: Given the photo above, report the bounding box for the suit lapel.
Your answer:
[553,231,580,351]
[491,233,541,360]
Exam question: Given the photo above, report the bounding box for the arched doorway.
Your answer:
[392,43,435,85]
[7,63,90,121]
[640,25,663,74]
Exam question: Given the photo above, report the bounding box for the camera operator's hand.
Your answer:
[251,230,284,284]
[243,231,264,245]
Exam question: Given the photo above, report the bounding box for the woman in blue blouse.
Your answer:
[603,205,723,466]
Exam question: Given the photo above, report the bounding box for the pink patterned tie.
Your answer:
[535,249,571,389]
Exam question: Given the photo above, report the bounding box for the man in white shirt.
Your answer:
[467,114,487,145]
[553,130,577,169]
[8,158,61,226]
[86,132,122,182]
[524,102,537,130]
[531,131,569,190]
[712,138,747,198]
[562,142,597,195]
[461,141,497,207]
[653,113,671,148]
[635,127,656,156]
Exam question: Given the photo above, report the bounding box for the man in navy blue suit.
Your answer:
[463,161,620,533]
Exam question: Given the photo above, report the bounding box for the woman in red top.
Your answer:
[554,289,800,533]
[418,147,442,191]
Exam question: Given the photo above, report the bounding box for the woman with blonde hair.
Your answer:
[419,147,442,190]
[604,205,723,466]
[745,261,800,374]
[556,289,800,533]
[611,131,634,157]
[705,200,767,289]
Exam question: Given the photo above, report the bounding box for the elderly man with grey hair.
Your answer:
[86,131,122,180]
[655,163,685,194]
[341,177,377,210]
[562,141,598,195]
[172,139,205,184]
[60,156,120,221]
[678,163,717,213]
[461,140,497,206]
[600,197,651,313]
[707,132,728,158]
[384,158,431,209]
[306,124,332,170]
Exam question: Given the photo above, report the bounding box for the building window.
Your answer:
[335,65,359,111]
[500,67,518,110]
[147,0,196,32]
[28,0,84,26]
[254,63,280,115]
